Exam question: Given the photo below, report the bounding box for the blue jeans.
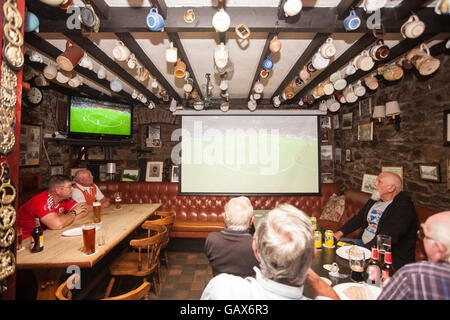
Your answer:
[339,237,364,246]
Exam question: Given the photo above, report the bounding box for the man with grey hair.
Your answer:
[334,172,417,270]
[378,211,450,300]
[201,204,339,300]
[204,196,259,277]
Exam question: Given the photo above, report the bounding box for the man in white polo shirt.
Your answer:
[72,169,110,212]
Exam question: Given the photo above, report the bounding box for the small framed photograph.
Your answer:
[321,130,329,142]
[419,164,440,182]
[146,125,162,148]
[359,97,372,117]
[171,165,180,183]
[382,166,404,187]
[332,114,340,129]
[145,161,163,182]
[361,173,378,194]
[321,145,333,161]
[342,112,353,130]
[345,149,351,162]
[335,147,342,164]
[122,169,140,182]
[321,173,334,183]
[358,122,373,141]
[320,116,331,129]
[50,165,64,176]
[444,109,450,146]
[19,124,41,166]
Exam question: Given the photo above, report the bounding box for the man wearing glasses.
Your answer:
[17,175,88,239]
[378,211,450,300]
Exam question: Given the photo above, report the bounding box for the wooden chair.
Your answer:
[55,274,151,300]
[104,224,167,298]
[144,211,175,269]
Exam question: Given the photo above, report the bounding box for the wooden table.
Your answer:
[16,203,161,300]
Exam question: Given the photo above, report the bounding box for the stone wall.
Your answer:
[334,54,450,211]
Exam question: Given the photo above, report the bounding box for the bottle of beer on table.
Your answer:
[366,245,381,287]
[31,218,44,253]
[381,250,394,288]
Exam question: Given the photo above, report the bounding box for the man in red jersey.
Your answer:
[17,175,88,239]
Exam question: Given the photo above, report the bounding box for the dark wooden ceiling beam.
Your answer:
[271,33,331,99]
[115,32,182,102]
[35,7,450,34]
[336,0,361,20]
[63,32,160,104]
[80,0,110,19]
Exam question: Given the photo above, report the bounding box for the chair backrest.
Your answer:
[156,210,175,218]
[55,274,151,300]
[146,214,175,233]
[130,225,167,271]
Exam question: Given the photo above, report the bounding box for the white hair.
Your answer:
[255,204,314,286]
[224,196,254,231]
[427,212,450,262]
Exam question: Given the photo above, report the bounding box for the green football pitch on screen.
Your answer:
[70,106,131,135]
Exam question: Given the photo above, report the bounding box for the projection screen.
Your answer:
[175,113,320,195]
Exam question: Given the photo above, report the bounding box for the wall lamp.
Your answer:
[372,101,401,131]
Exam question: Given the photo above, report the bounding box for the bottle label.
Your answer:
[385,252,392,264]
[39,235,44,248]
[371,247,378,260]
[368,265,380,282]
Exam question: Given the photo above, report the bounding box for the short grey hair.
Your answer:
[224,196,253,231]
[255,204,314,286]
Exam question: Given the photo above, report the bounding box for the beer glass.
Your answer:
[96,222,106,246]
[82,224,96,255]
[93,201,101,223]
[377,234,391,265]
[114,192,122,209]
[349,245,365,282]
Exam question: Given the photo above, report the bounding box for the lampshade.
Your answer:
[106,162,116,174]
[372,105,386,121]
[385,101,401,118]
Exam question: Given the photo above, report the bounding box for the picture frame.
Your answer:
[19,124,41,166]
[382,166,404,187]
[122,169,140,182]
[171,165,180,183]
[419,164,440,182]
[358,122,373,141]
[342,112,353,130]
[321,130,329,143]
[332,114,340,129]
[50,165,64,176]
[321,173,334,183]
[146,125,162,148]
[145,161,163,182]
[320,116,331,129]
[345,149,351,162]
[444,109,450,146]
[359,97,372,117]
[335,147,342,164]
[361,173,378,194]
[321,145,333,161]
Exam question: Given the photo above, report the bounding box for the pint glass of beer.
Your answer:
[82,224,96,255]
[93,201,101,223]
[114,192,122,209]
[349,245,365,282]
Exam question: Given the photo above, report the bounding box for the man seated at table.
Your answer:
[378,211,450,300]
[72,169,110,212]
[201,204,339,300]
[334,172,417,270]
[204,196,259,277]
[17,175,88,239]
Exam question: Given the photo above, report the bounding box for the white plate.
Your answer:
[336,245,371,260]
[333,282,381,300]
[62,225,100,237]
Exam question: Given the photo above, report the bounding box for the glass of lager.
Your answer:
[93,201,101,223]
[377,234,391,265]
[349,245,365,282]
[82,224,96,255]
[114,192,122,209]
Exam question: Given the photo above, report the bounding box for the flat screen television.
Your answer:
[68,96,132,140]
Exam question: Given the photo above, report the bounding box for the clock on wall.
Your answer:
[25,86,43,106]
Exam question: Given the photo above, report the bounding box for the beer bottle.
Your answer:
[366,246,381,287]
[380,250,394,288]
[31,218,44,253]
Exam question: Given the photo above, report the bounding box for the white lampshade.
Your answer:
[385,101,401,118]
[106,162,116,174]
[372,105,386,121]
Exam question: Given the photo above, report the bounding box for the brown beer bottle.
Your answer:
[31,218,44,253]
[380,250,394,288]
[366,246,381,287]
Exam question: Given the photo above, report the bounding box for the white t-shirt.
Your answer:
[71,183,104,203]
[361,200,392,244]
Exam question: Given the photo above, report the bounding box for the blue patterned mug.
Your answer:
[147,8,165,32]
[262,56,274,71]
[344,10,361,31]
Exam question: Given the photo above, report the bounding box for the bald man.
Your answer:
[335,172,417,270]
[378,211,450,300]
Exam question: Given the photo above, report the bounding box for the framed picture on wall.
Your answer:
[320,116,331,129]
[419,164,440,182]
[171,165,180,183]
[19,124,41,166]
[361,173,378,194]
[146,125,162,148]
[145,161,163,182]
[335,148,342,163]
[50,165,64,176]
[358,122,373,141]
[321,173,334,183]
[342,112,353,130]
[122,169,139,182]
[359,97,372,117]
[321,145,333,161]
[332,114,339,129]
[345,149,351,162]
[382,166,404,187]
[444,109,450,146]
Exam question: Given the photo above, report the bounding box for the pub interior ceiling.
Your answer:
[23,0,450,112]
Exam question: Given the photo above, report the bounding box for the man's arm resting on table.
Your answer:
[304,269,340,300]
[40,211,76,230]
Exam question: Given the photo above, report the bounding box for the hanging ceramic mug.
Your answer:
[273,95,281,108]
[319,100,328,112]
[214,43,228,69]
[295,76,303,87]
[212,8,231,32]
[269,35,282,53]
[401,14,426,39]
[327,96,341,112]
[370,40,390,61]
[110,77,122,92]
[312,52,330,70]
[284,85,295,99]
[112,41,130,61]
[97,65,106,79]
[344,10,361,31]
[314,83,325,97]
[320,38,337,59]
[263,56,274,71]
[139,67,150,82]
[323,81,334,95]
[378,65,404,81]
[174,59,186,78]
[260,69,270,79]
[343,86,357,103]
[25,9,39,32]
[79,55,93,70]
[407,43,440,76]
[254,81,264,94]
[68,75,83,88]
[166,42,178,63]
[146,7,165,32]
[354,50,374,71]
[184,78,194,93]
[336,92,346,104]
[56,40,84,71]
[364,74,379,90]
[299,66,310,82]
[56,70,72,83]
[353,80,366,97]
[127,54,137,69]
[307,62,316,73]
[345,62,357,76]
[284,0,303,17]
[43,63,57,79]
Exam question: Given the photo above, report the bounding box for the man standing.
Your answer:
[378,211,450,300]
[205,196,259,277]
[72,169,110,211]
[334,172,417,270]
[17,175,88,239]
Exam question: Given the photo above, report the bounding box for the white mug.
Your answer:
[312,52,330,70]
[401,14,425,39]
[354,50,374,71]
[273,95,281,107]
[166,42,178,63]
[79,55,93,70]
[127,54,137,69]
[56,71,71,83]
[151,79,159,89]
[323,82,334,95]
[319,100,328,112]
[97,66,106,79]
[320,38,337,59]
[132,90,138,99]
[219,79,228,91]
[43,63,57,79]
[112,41,130,61]
[68,75,83,88]
[345,62,357,76]
[254,81,264,93]
[214,43,228,69]
[184,78,193,92]
[353,80,366,97]
[30,51,43,63]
